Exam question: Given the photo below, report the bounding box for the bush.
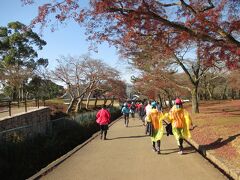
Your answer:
[0,107,121,180]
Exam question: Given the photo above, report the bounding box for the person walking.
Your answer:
[156,101,162,112]
[130,102,136,118]
[96,105,111,140]
[147,101,165,154]
[168,98,192,154]
[145,100,152,135]
[138,102,146,125]
[121,103,130,127]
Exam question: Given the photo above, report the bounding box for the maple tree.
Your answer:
[22,0,240,112]
[22,0,240,68]
[127,36,207,113]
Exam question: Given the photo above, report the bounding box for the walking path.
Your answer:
[40,116,227,180]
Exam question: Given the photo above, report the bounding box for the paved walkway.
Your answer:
[41,116,227,180]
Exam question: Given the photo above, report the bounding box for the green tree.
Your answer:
[27,76,64,99]
[0,21,47,100]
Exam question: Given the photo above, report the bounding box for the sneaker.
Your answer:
[157,150,161,154]
[178,151,183,155]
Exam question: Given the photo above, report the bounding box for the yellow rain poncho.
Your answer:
[168,105,192,140]
[147,109,165,142]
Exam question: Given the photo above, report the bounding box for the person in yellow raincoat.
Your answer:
[168,98,192,155]
[147,101,165,154]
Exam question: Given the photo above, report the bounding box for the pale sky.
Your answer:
[0,0,136,84]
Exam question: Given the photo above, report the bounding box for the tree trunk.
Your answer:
[231,89,236,99]
[110,96,115,107]
[75,95,84,112]
[103,96,107,106]
[164,89,173,108]
[221,85,227,100]
[167,95,173,108]
[203,77,208,100]
[66,98,76,114]
[18,88,21,102]
[12,86,17,101]
[21,86,24,101]
[207,84,213,100]
[94,97,98,108]
[163,97,167,108]
[191,85,199,114]
[157,94,163,108]
[85,91,92,109]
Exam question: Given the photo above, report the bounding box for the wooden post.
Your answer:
[24,97,27,112]
[9,101,11,116]
[35,98,37,107]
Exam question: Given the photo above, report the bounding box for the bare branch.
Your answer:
[180,0,197,14]
[199,0,215,12]
[155,1,181,7]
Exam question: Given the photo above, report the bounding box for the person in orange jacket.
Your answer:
[96,105,111,140]
[168,98,192,154]
[147,101,165,154]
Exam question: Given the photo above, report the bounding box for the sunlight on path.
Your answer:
[41,116,227,180]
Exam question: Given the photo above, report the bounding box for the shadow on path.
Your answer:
[160,146,196,155]
[108,135,148,140]
[127,125,143,128]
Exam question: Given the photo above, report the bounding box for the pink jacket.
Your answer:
[96,108,111,125]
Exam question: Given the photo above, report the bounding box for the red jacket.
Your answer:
[96,108,111,125]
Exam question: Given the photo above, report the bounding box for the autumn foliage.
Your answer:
[22,0,240,69]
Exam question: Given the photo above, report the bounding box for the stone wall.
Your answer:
[0,107,51,142]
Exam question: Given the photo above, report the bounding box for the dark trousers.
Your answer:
[145,122,152,135]
[178,138,183,151]
[152,140,161,153]
[100,125,108,140]
[124,114,129,127]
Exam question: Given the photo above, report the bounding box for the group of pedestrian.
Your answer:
[121,102,138,127]
[146,98,192,155]
[95,98,192,155]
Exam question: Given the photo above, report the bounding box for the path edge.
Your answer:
[27,116,123,180]
[185,138,240,180]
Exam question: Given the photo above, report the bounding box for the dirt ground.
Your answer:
[189,100,240,170]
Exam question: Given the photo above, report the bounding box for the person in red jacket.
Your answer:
[96,105,111,140]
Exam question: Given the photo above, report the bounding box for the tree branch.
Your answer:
[173,53,196,85]
[155,1,181,7]
[109,4,240,47]
[199,0,215,12]
[180,0,197,14]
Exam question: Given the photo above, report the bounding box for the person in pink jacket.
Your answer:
[96,105,111,140]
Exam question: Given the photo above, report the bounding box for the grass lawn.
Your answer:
[44,98,120,114]
[188,100,240,169]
